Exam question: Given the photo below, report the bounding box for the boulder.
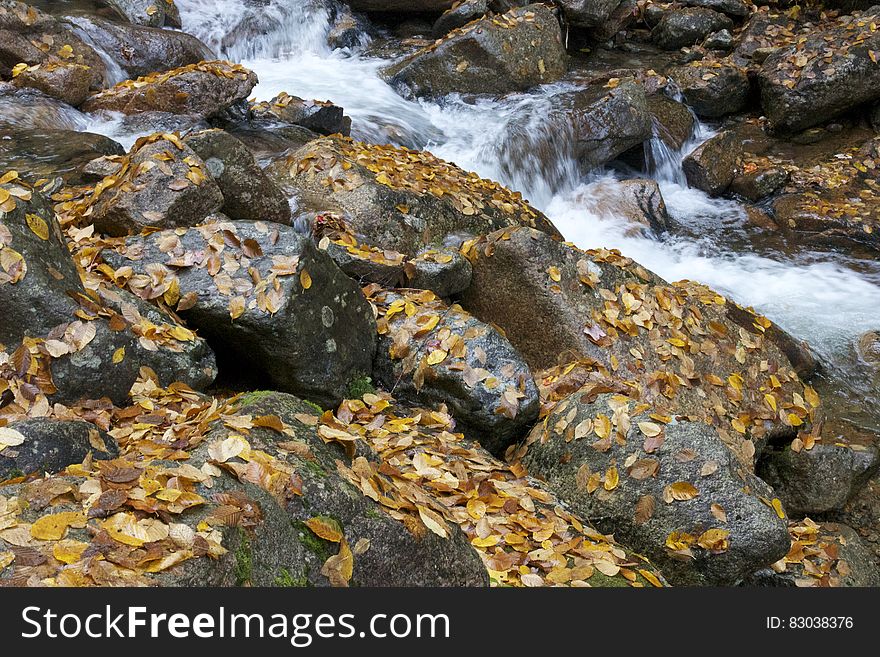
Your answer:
[0,420,118,480]
[522,390,791,585]
[586,0,638,42]
[0,128,124,184]
[555,0,624,28]
[556,79,653,170]
[0,179,217,404]
[265,135,561,256]
[382,4,566,98]
[647,94,695,150]
[684,0,750,18]
[81,61,258,118]
[682,130,742,196]
[404,247,473,297]
[460,226,818,462]
[87,133,224,236]
[103,0,176,28]
[0,0,106,88]
[592,178,671,235]
[747,520,880,587]
[757,8,880,134]
[369,287,539,455]
[10,62,92,107]
[100,219,378,407]
[703,28,734,51]
[346,0,456,10]
[858,331,880,368]
[729,166,789,202]
[652,8,733,50]
[250,93,350,136]
[667,62,750,118]
[433,0,488,38]
[63,15,213,80]
[183,129,291,225]
[757,442,880,516]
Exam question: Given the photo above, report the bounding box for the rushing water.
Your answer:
[91,0,880,374]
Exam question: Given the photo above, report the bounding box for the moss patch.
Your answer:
[294,521,333,561]
[347,375,375,399]
[236,390,276,408]
[233,528,253,586]
[274,568,308,587]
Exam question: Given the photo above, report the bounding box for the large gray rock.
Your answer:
[0,420,118,480]
[101,219,378,406]
[10,62,92,107]
[758,8,880,134]
[555,0,623,28]
[183,129,291,225]
[0,182,217,404]
[88,133,224,236]
[0,84,87,131]
[81,61,258,118]
[266,135,561,256]
[647,94,695,150]
[383,4,566,98]
[668,62,750,118]
[684,0,750,18]
[682,129,742,196]
[250,93,350,136]
[523,391,791,585]
[63,15,213,80]
[103,0,174,27]
[370,287,539,455]
[652,8,733,50]
[433,0,488,38]
[592,178,671,235]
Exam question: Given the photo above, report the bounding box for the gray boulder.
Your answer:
[652,8,733,50]
[682,130,742,196]
[0,420,118,480]
[433,0,488,38]
[668,62,750,118]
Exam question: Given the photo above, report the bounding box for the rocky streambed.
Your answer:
[1,0,880,588]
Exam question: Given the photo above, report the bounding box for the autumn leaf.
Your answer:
[603,465,619,491]
[304,516,344,543]
[663,481,699,503]
[112,347,125,364]
[30,511,85,541]
[637,421,662,437]
[697,528,730,553]
[417,505,449,538]
[426,349,448,365]
[711,503,727,523]
[634,495,655,524]
[228,296,246,320]
[300,269,312,290]
[25,213,49,240]
[0,427,26,449]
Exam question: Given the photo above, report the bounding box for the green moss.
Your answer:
[303,399,323,414]
[3,468,24,480]
[303,459,327,478]
[365,507,383,520]
[237,390,276,408]
[294,521,332,561]
[347,375,375,399]
[233,528,253,586]
[274,568,308,587]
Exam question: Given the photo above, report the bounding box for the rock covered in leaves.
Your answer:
[250,92,351,137]
[460,227,821,465]
[369,287,539,455]
[667,61,750,118]
[758,8,880,134]
[433,0,488,38]
[183,129,291,225]
[81,61,258,118]
[10,62,93,107]
[683,129,742,196]
[0,0,106,89]
[556,79,653,170]
[100,218,377,407]
[521,390,790,585]
[0,420,118,480]
[64,15,212,80]
[266,135,561,256]
[652,7,733,50]
[382,4,567,98]
[0,175,217,404]
[747,520,880,587]
[757,440,880,516]
[86,133,224,236]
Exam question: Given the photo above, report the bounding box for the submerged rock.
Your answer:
[0,128,124,184]
[383,4,566,98]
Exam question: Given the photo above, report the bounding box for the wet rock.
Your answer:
[404,247,473,297]
[116,111,209,136]
[647,94,694,150]
[703,28,733,51]
[0,83,86,131]
[523,390,790,585]
[682,129,742,196]
[383,4,566,98]
[250,93,350,137]
[757,8,880,134]
[183,129,291,225]
[347,0,456,11]
[266,135,561,256]
[757,442,880,516]
[747,521,880,587]
[433,0,488,38]
[730,10,796,67]
[652,8,732,50]
[63,15,213,79]
[0,0,106,89]
[10,62,92,107]
[0,420,118,480]
[556,0,624,28]
[0,128,124,185]
[684,0,749,18]
[461,226,815,461]
[88,133,224,236]
[558,79,653,170]
[730,166,789,202]
[81,61,258,119]
[370,288,539,455]
[101,219,377,407]
[667,62,749,118]
[593,178,671,235]
[0,181,217,404]
[104,0,173,27]
[858,331,880,369]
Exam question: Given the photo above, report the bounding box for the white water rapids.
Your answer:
[90,0,880,373]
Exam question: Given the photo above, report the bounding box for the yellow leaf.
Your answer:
[30,511,85,541]
[637,421,661,437]
[300,269,312,290]
[57,44,74,58]
[787,413,804,427]
[472,535,500,548]
[732,418,747,434]
[771,498,785,519]
[594,414,611,440]
[101,513,169,547]
[228,296,245,320]
[426,349,448,365]
[604,465,619,491]
[11,62,28,77]
[665,531,696,550]
[25,213,49,240]
[697,528,730,552]
[304,516,344,543]
[417,505,449,538]
[466,498,486,519]
[666,481,699,501]
[803,385,820,408]
[547,265,561,282]
[0,550,13,571]
[52,539,89,565]
[112,346,125,364]
[639,568,663,587]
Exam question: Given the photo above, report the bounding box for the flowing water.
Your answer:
[85,0,880,397]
